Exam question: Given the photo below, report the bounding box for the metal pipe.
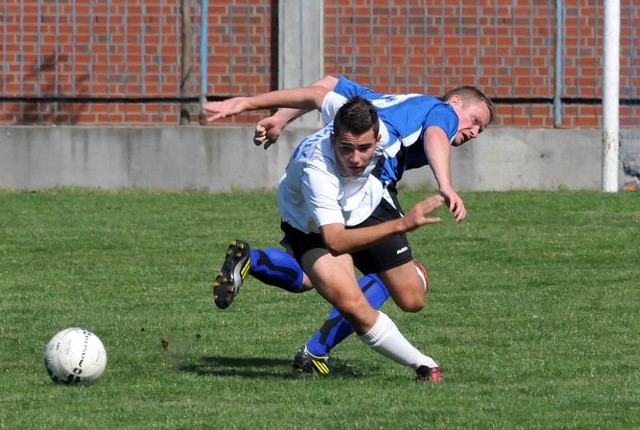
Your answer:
[180,0,192,124]
[602,0,620,192]
[199,0,209,120]
[553,0,564,127]
[36,0,41,97]
[2,0,6,94]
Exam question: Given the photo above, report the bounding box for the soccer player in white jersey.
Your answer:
[207,95,449,381]
[204,77,494,380]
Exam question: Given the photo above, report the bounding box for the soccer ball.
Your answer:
[44,327,107,386]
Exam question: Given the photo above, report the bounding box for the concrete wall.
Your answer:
[404,128,628,191]
[0,126,635,192]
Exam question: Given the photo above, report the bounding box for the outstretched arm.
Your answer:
[203,76,338,123]
[203,84,330,123]
[320,195,444,256]
[252,75,340,148]
[423,126,467,222]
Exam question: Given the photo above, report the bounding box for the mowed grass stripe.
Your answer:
[1,189,638,429]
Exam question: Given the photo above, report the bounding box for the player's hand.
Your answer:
[439,186,466,222]
[403,195,445,231]
[203,97,251,123]
[254,116,284,149]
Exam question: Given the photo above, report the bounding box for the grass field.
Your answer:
[1,188,639,429]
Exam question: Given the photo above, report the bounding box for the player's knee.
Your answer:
[386,275,426,312]
[398,302,424,313]
[339,299,368,320]
[394,293,424,313]
[335,296,376,332]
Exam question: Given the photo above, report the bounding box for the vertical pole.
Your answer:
[180,0,192,124]
[278,0,324,128]
[36,0,41,98]
[553,0,564,127]
[198,0,209,125]
[602,0,620,192]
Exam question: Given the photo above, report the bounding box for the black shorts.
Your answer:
[280,193,413,275]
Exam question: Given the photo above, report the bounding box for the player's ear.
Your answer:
[330,133,336,144]
[448,94,462,107]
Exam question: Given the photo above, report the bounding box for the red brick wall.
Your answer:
[324,0,639,128]
[202,1,275,125]
[1,0,190,124]
[1,0,638,127]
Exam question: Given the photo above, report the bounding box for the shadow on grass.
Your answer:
[177,355,362,380]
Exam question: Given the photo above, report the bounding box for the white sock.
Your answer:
[358,311,438,369]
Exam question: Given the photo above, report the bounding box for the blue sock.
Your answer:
[306,273,390,356]
[249,248,305,293]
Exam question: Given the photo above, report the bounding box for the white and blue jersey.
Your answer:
[279,77,460,234]
[278,123,388,234]
[321,76,459,187]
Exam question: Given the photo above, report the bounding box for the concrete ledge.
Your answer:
[0,126,636,192]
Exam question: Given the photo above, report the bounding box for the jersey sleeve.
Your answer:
[321,91,348,124]
[422,103,459,142]
[402,103,460,171]
[320,76,383,123]
[301,160,345,228]
[333,76,381,99]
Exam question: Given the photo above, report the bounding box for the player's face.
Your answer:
[330,129,380,176]
[450,96,492,147]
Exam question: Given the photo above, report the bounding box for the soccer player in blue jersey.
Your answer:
[210,95,449,381]
[203,76,494,379]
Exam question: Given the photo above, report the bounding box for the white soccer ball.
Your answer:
[44,327,107,386]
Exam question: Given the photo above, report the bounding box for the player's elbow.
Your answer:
[309,85,331,109]
[323,239,348,256]
[320,224,350,256]
[316,75,339,90]
[320,234,349,256]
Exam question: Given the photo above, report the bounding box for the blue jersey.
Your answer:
[322,77,459,187]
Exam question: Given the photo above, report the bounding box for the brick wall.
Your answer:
[1,0,638,127]
[323,0,639,128]
[1,0,189,124]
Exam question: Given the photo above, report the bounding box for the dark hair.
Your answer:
[441,85,496,124]
[332,96,380,138]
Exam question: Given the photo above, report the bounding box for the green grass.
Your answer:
[1,188,639,429]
